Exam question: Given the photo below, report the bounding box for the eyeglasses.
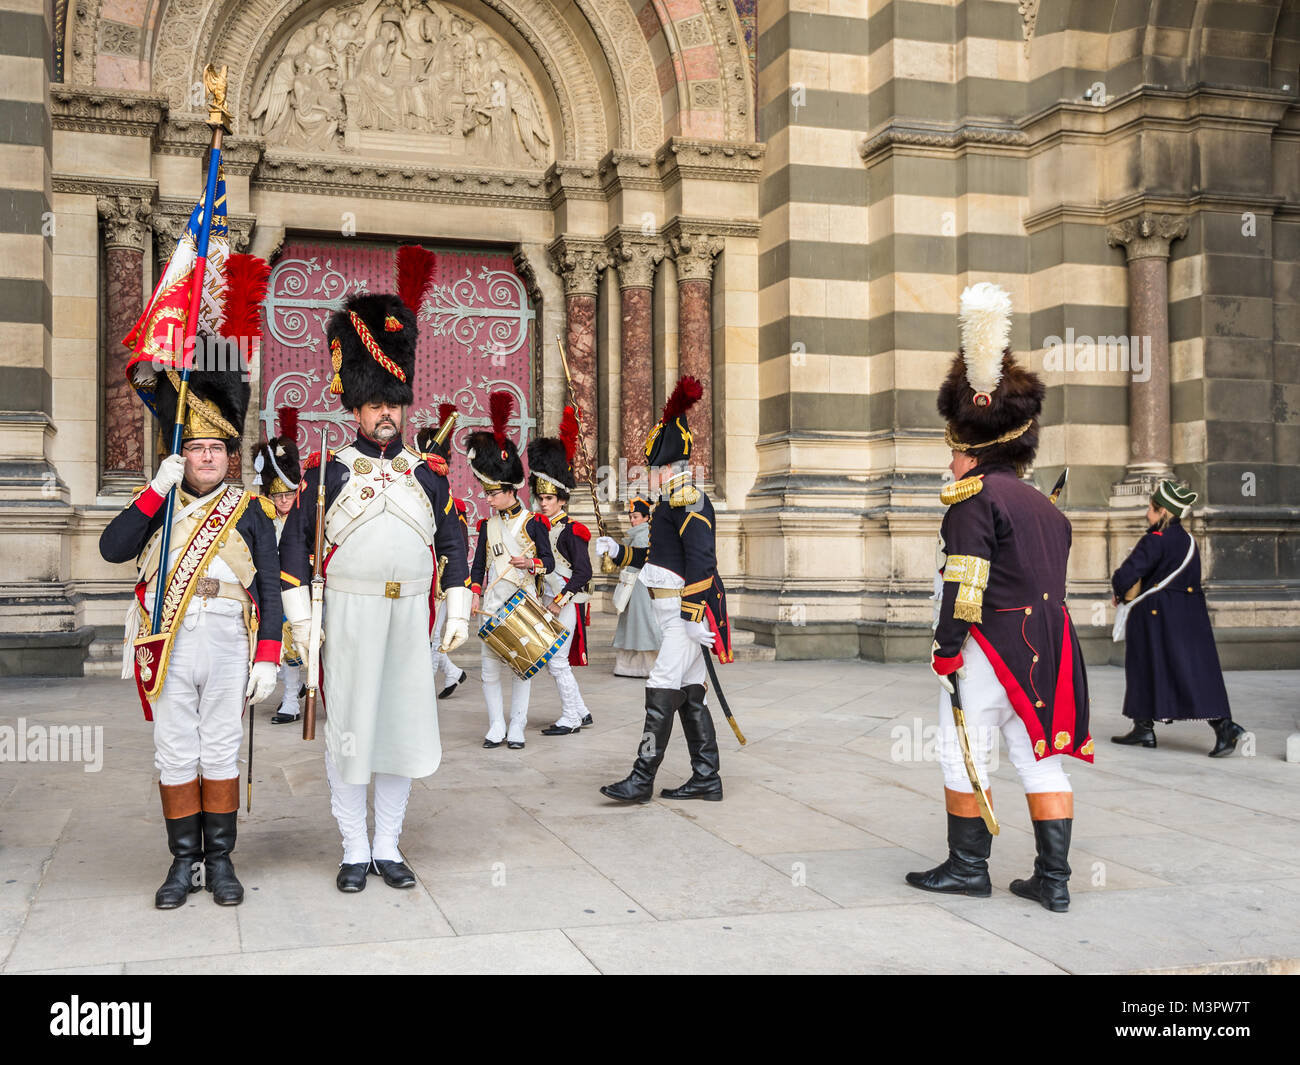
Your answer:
[182,444,228,457]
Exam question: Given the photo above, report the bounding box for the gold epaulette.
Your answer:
[940,475,984,506]
[256,495,276,519]
[669,485,700,507]
[131,483,149,501]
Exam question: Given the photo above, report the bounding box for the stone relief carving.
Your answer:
[250,0,552,167]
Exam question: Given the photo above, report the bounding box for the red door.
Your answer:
[260,238,535,526]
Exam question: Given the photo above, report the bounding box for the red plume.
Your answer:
[219,254,270,341]
[489,391,514,448]
[661,374,703,423]
[437,402,457,426]
[559,405,579,465]
[276,405,298,443]
[396,244,437,317]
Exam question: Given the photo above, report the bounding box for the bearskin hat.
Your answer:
[527,405,578,500]
[645,375,702,468]
[326,292,417,411]
[153,366,250,448]
[254,406,301,495]
[937,282,1043,472]
[467,391,523,491]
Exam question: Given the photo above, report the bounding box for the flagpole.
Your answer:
[150,67,230,634]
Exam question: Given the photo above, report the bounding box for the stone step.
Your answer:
[83,638,124,677]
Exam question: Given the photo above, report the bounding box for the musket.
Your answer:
[554,338,618,574]
[303,444,328,742]
[702,652,747,746]
[949,673,998,835]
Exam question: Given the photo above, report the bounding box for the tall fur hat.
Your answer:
[254,406,302,494]
[937,282,1043,470]
[326,292,417,411]
[153,366,250,447]
[527,405,578,500]
[467,391,523,491]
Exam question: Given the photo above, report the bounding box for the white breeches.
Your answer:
[481,639,531,743]
[645,599,708,693]
[152,610,248,785]
[939,637,1071,796]
[325,747,414,865]
[546,602,588,728]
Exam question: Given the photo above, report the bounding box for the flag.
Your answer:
[123,169,230,418]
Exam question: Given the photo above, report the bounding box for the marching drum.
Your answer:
[477,589,570,680]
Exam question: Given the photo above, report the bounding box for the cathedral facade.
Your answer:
[2,0,1298,675]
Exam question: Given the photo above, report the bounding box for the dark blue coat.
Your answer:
[1111,520,1232,722]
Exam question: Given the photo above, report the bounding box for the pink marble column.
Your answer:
[670,228,723,481]
[97,194,152,489]
[547,238,606,485]
[1106,212,1188,495]
[607,234,663,468]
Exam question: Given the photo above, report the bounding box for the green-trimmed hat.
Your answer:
[1152,479,1197,518]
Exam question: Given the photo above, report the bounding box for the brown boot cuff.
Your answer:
[944,786,991,818]
[1026,791,1074,820]
[159,779,201,819]
[200,776,240,814]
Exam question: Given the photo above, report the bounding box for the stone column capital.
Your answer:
[1106,212,1189,262]
[604,231,665,290]
[667,225,724,283]
[547,236,608,297]
[96,193,153,252]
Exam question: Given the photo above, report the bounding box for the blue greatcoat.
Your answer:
[1111,519,1232,723]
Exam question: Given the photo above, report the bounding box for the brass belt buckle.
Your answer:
[385,581,401,599]
[196,577,219,599]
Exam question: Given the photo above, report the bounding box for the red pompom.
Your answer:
[559,405,580,465]
[276,405,298,443]
[395,244,437,317]
[219,254,271,342]
[488,391,515,448]
[661,375,703,423]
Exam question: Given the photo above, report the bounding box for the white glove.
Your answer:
[595,536,618,557]
[149,453,186,496]
[246,660,278,702]
[440,586,471,653]
[684,620,716,650]
[290,621,322,660]
[933,664,968,695]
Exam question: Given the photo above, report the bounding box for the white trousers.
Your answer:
[939,637,1071,796]
[545,602,588,728]
[152,610,248,785]
[278,662,300,717]
[324,748,414,866]
[646,599,707,693]
[429,603,463,685]
[481,640,530,743]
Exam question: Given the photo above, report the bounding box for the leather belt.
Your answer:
[195,578,249,603]
[327,575,433,598]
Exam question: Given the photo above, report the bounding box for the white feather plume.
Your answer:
[958,282,1013,396]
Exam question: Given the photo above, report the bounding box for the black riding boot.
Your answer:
[660,683,722,801]
[156,779,204,909]
[600,687,682,803]
[201,777,244,906]
[1009,819,1072,913]
[1208,717,1245,758]
[905,813,993,897]
[1111,718,1156,747]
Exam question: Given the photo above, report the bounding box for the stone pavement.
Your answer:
[2,658,1298,975]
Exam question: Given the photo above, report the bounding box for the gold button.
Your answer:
[1150,609,1157,615]
[1032,655,1039,663]
[1025,607,1032,615]
[1035,700,1045,708]
[1187,586,1193,593]
[1043,593,1049,600]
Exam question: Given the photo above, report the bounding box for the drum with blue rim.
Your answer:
[477,588,569,680]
